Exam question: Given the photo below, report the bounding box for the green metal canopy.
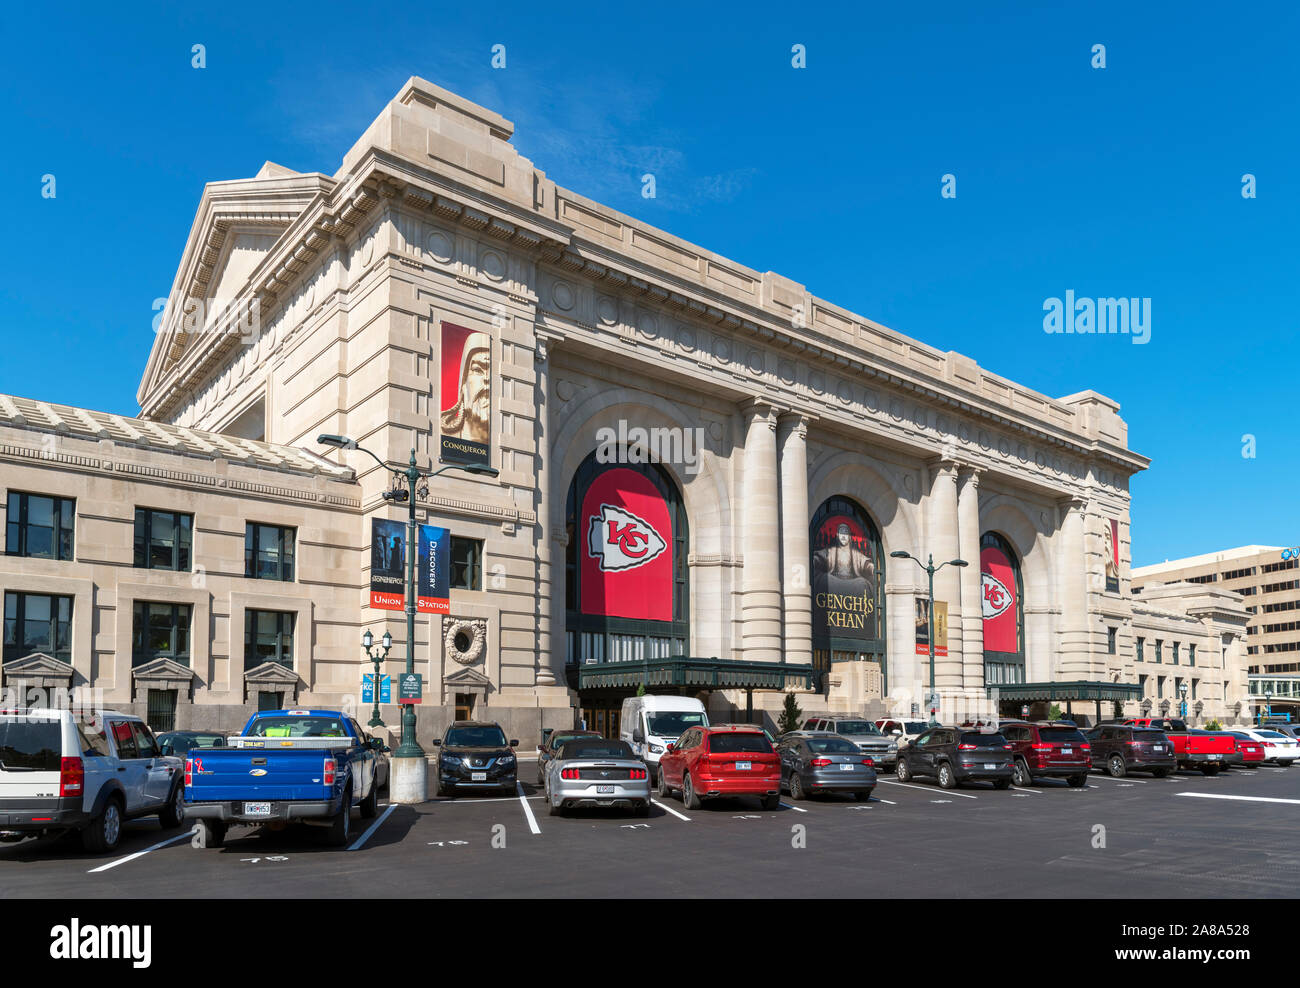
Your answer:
[577,656,817,692]
[987,680,1143,702]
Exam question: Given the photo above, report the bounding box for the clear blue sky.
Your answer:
[1,2,1295,566]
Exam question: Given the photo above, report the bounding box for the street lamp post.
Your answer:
[890,550,968,726]
[1264,684,1274,726]
[361,628,392,728]
[319,435,498,803]
[1179,680,1189,722]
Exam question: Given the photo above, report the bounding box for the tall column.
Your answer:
[957,466,984,694]
[1056,496,1090,680]
[534,334,560,687]
[741,401,782,663]
[778,413,811,667]
[925,456,964,689]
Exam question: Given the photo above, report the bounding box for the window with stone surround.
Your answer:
[3,592,73,663]
[132,602,191,667]
[5,492,75,561]
[245,609,295,670]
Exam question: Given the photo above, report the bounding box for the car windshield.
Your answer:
[710,732,772,754]
[247,716,347,738]
[445,726,508,747]
[549,732,592,750]
[560,739,634,760]
[806,737,861,755]
[0,720,61,771]
[1039,728,1086,744]
[1257,730,1289,739]
[646,712,706,737]
[1135,730,1167,742]
[904,722,928,734]
[836,720,881,736]
[960,732,1007,747]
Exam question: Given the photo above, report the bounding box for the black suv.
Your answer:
[433,721,520,797]
[895,726,1013,789]
[1084,723,1175,778]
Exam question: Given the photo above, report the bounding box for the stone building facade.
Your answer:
[1,77,1250,741]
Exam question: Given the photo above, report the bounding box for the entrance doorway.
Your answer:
[580,706,621,739]
[455,693,475,722]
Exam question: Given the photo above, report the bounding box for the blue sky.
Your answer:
[1,2,1295,566]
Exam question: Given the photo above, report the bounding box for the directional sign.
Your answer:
[398,673,423,705]
[362,674,392,704]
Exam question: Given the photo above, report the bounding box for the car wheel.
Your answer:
[1280,761,1294,768]
[656,768,671,799]
[761,794,780,811]
[634,800,650,818]
[1068,774,1087,788]
[854,788,873,801]
[682,772,702,810]
[992,778,1011,790]
[359,783,378,820]
[158,784,185,830]
[789,772,806,801]
[895,758,912,782]
[1012,759,1031,787]
[1201,764,1220,776]
[1151,767,1169,778]
[938,762,956,790]
[1108,754,1126,778]
[82,796,123,854]
[326,787,352,847]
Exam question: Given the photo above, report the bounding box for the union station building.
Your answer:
[0,78,1254,741]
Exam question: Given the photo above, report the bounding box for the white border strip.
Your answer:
[88,831,191,873]
[517,782,542,834]
[1175,792,1300,805]
[651,798,691,821]
[349,803,397,851]
[878,779,978,799]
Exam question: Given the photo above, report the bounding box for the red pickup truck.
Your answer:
[1123,718,1238,775]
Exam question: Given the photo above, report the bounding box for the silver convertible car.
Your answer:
[543,737,651,817]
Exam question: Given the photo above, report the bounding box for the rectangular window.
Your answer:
[257,691,284,712]
[132,602,192,667]
[245,610,295,670]
[245,523,295,582]
[146,689,178,733]
[1188,643,1196,666]
[5,492,75,561]
[1136,637,1145,662]
[450,536,483,591]
[134,509,193,571]
[1191,679,1198,701]
[1107,626,1117,655]
[1154,639,1163,663]
[1157,676,1166,699]
[1138,674,1148,698]
[3,592,74,663]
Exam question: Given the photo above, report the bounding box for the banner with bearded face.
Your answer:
[439,321,491,466]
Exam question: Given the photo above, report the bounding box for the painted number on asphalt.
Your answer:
[239,856,289,863]
[731,814,762,820]
[427,841,470,847]
[621,824,651,830]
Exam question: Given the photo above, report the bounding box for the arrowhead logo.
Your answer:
[587,503,668,572]
[981,572,1013,619]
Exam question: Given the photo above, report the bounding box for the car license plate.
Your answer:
[1061,748,1072,755]
[596,785,615,794]
[1154,745,1164,751]
[984,763,996,770]
[244,802,271,817]
[1208,754,1219,760]
[735,761,751,770]
[839,763,854,771]
[472,771,487,781]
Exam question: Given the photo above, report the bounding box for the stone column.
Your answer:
[1056,496,1090,680]
[533,334,561,687]
[777,413,811,667]
[957,466,984,695]
[925,456,963,690]
[741,401,782,663]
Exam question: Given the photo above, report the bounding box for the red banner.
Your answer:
[980,545,1018,653]
[580,467,673,621]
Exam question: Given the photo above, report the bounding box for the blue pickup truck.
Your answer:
[183,709,387,848]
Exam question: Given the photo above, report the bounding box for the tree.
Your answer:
[777,692,803,735]
[1049,703,1064,722]
[636,682,646,697]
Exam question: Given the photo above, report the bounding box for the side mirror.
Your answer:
[633,728,645,743]
[665,744,675,753]
[891,729,902,736]
[383,744,392,753]
[431,739,442,747]
[510,739,519,748]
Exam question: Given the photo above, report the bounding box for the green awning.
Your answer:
[987,680,1143,702]
[577,656,816,692]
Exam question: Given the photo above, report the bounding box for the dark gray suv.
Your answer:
[433,721,519,797]
[895,726,1013,789]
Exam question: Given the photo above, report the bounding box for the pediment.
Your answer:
[244,661,301,685]
[2,652,74,678]
[131,657,196,684]
[443,666,492,688]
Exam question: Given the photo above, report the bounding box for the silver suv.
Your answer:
[802,716,898,769]
[0,708,185,852]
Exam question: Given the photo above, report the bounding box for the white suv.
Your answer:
[0,708,185,852]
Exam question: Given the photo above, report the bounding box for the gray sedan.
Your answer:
[543,737,651,817]
[778,731,877,800]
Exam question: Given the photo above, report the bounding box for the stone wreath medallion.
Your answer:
[444,618,488,666]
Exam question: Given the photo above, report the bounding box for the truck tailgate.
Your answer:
[187,749,339,802]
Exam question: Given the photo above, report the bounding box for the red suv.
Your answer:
[656,725,781,810]
[999,720,1092,788]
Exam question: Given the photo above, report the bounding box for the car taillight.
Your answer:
[810,757,832,767]
[324,758,336,785]
[185,757,193,787]
[629,768,647,780]
[1031,743,1053,751]
[862,758,874,766]
[59,756,83,797]
[561,768,580,780]
[958,744,976,750]
[1002,744,1013,750]
[1080,744,1091,751]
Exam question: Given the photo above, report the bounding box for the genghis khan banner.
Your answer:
[370,519,450,613]
[810,499,881,641]
[1103,518,1120,593]
[439,321,491,467]
[580,466,673,621]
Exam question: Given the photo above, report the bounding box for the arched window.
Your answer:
[809,496,887,689]
[980,531,1025,685]
[565,451,689,666]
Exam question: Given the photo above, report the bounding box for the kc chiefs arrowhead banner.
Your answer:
[580,467,673,621]
[980,544,1019,653]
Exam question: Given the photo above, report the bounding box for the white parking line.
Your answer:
[1175,792,1300,806]
[516,782,541,834]
[877,779,977,799]
[871,798,897,805]
[651,798,691,822]
[433,794,545,803]
[780,802,809,813]
[1011,786,1042,794]
[349,803,396,851]
[1090,774,1148,784]
[88,832,191,874]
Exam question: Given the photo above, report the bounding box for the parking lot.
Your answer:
[3,759,1299,899]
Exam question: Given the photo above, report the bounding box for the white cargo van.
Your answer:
[620,695,709,779]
